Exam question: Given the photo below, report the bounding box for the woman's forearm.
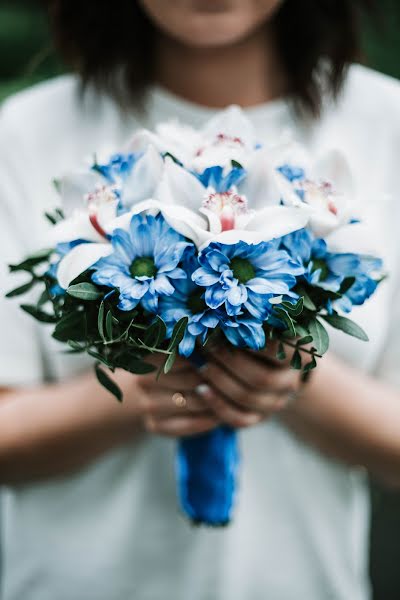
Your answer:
[283,354,400,486]
[0,370,143,485]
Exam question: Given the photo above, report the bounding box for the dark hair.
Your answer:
[44,0,374,116]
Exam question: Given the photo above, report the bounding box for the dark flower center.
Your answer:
[311,258,329,281]
[187,291,206,314]
[129,257,157,278]
[230,257,255,283]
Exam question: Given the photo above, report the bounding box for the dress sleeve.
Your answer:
[0,111,43,386]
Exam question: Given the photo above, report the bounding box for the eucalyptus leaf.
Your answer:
[322,314,369,341]
[116,355,156,375]
[274,307,296,337]
[281,297,304,317]
[98,302,105,341]
[95,363,122,402]
[21,304,57,324]
[297,335,313,346]
[339,277,356,295]
[276,342,286,361]
[290,349,302,370]
[167,317,188,351]
[67,283,103,301]
[164,349,177,374]
[105,310,113,340]
[9,249,52,273]
[6,279,35,298]
[308,318,329,355]
[52,311,87,341]
[145,317,167,348]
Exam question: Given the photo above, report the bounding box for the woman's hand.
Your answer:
[137,356,219,437]
[195,341,303,427]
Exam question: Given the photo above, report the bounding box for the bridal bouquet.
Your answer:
[7,107,384,525]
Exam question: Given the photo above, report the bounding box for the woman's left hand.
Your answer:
[195,342,303,428]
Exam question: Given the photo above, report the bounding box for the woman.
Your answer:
[0,1,399,598]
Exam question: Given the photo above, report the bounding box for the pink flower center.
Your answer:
[195,133,244,157]
[300,180,338,216]
[202,190,248,231]
[84,185,117,238]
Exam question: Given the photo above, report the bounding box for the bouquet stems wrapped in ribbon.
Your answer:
[7,107,384,526]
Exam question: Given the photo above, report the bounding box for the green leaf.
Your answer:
[302,292,317,311]
[164,349,177,374]
[98,301,105,341]
[295,324,309,338]
[303,355,317,373]
[339,277,356,295]
[290,349,302,370]
[52,311,86,341]
[67,282,103,301]
[144,317,167,348]
[281,297,304,317]
[301,355,317,382]
[21,304,57,323]
[276,342,286,361]
[116,355,156,375]
[167,317,188,351]
[297,335,314,346]
[105,310,113,340]
[231,159,243,169]
[322,314,369,341]
[308,318,330,355]
[95,363,122,402]
[6,279,35,298]
[274,307,296,337]
[9,249,52,272]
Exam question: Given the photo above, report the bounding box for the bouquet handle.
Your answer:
[176,426,239,526]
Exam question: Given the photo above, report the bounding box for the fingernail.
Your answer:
[195,384,211,397]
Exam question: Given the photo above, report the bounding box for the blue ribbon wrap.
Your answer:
[176,425,239,526]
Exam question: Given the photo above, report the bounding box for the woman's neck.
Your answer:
[154,27,286,109]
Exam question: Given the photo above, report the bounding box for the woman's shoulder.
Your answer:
[0,75,135,151]
[0,75,82,135]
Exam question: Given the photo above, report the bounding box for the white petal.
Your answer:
[160,204,210,247]
[326,222,382,256]
[202,105,256,148]
[46,212,105,245]
[122,145,163,208]
[124,128,165,154]
[57,243,113,289]
[105,199,162,233]
[199,229,266,249]
[245,206,310,240]
[241,150,282,209]
[155,158,205,210]
[59,171,106,215]
[313,149,354,198]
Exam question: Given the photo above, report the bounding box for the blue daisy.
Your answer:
[91,214,192,312]
[192,240,304,321]
[158,252,220,357]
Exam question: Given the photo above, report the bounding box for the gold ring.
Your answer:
[172,392,187,408]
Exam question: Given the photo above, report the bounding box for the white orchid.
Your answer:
[275,149,354,238]
[127,105,260,172]
[51,145,164,288]
[109,148,309,250]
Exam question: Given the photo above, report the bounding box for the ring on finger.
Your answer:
[172,392,187,408]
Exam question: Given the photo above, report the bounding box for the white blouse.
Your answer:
[0,64,399,600]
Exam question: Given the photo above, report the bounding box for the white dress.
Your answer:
[0,64,399,600]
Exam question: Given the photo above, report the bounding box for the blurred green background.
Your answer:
[0,0,399,598]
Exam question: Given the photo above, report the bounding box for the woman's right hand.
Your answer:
[134,357,220,437]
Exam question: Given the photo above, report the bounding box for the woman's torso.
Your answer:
[0,65,399,600]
